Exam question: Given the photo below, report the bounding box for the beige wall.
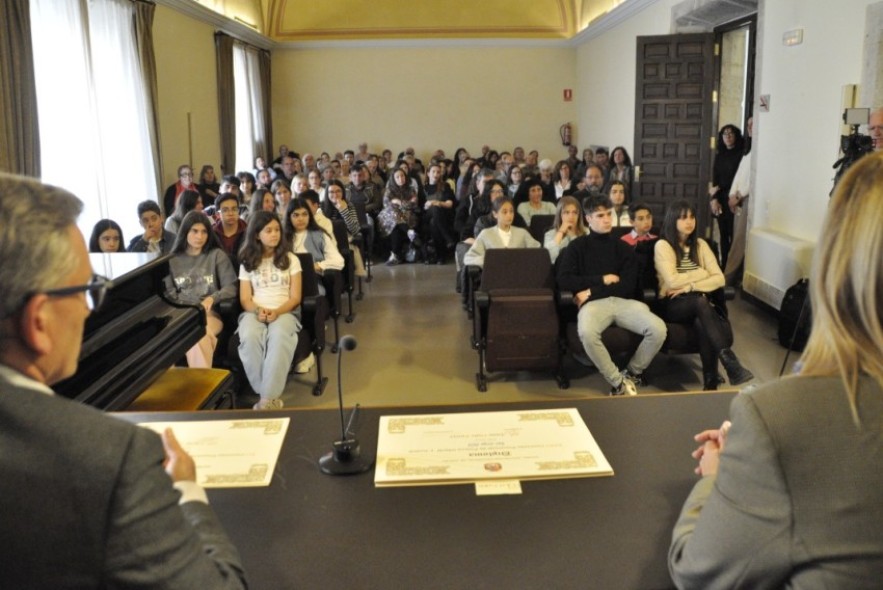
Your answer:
[271,46,578,164]
[154,5,221,188]
[575,0,679,158]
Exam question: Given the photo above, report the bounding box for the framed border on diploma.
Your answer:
[374,408,613,487]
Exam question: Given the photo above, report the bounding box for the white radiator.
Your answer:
[743,228,815,310]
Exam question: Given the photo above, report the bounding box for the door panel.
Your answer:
[634,33,716,234]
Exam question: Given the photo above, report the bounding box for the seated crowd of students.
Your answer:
[87,140,752,402]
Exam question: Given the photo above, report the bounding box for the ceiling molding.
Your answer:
[156,0,663,50]
[156,0,274,49]
[568,0,661,45]
[273,37,571,50]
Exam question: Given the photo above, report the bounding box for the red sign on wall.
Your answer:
[563,89,573,102]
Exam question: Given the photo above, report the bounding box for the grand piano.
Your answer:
[53,253,207,411]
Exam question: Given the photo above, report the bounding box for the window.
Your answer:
[30,0,158,243]
[232,42,268,174]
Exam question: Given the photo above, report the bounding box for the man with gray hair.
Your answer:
[869,107,883,152]
[0,174,247,588]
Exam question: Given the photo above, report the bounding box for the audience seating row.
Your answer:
[466,245,733,392]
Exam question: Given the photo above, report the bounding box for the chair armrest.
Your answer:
[557,291,575,307]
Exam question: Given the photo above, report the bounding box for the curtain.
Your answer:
[230,41,271,174]
[215,32,235,176]
[258,49,273,165]
[0,0,41,176]
[132,0,163,194]
[30,0,159,242]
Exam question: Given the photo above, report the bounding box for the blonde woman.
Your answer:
[543,195,587,263]
[670,152,883,588]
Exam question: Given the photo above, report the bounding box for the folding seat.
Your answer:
[528,214,555,244]
[472,249,568,392]
[291,252,330,395]
[226,252,329,399]
[351,200,373,289]
[331,219,356,325]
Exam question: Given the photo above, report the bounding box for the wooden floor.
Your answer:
[277,260,791,411]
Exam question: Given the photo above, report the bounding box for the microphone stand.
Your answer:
[319,335,373,475]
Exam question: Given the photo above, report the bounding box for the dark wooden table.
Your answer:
[121,392,736,590]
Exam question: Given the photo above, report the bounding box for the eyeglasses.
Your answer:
[722,130,735,136]
[31,274,110,313]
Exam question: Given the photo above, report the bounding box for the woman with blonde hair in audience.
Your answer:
[669,152,883,590]
[89,219,126,253]
[516,177,557,226]
[553,160,574,199]
[167,211,237,368]
[544,195,587,263]
[378,168,420,265]
[654,200,752,390]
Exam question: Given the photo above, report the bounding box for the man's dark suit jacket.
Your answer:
[0,373,247,589]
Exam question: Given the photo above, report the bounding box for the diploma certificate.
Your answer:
[139,418,289,488]
[374,408,612,487]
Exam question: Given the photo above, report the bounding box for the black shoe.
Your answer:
[703,372,724,390]
[719,349,754,385]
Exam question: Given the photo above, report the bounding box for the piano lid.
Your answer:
[55,252,205,410]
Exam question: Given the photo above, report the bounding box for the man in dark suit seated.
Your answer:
[0,174,248,589]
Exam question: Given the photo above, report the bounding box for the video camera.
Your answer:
[832,108,873,192]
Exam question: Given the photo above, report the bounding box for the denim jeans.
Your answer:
[576,297,667,386]
[238,311,300,399]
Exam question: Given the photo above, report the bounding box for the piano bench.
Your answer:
[124,368,235,412]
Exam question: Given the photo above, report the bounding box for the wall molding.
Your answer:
[568,0,662,45]
[156,0,273,49]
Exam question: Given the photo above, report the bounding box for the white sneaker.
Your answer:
[294,352,315,374]
[610,377,637,396]
[253,398,284,410]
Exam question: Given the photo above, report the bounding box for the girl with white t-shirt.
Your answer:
[238,211,303,410]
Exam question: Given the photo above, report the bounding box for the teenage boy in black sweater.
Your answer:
[557,194,666,395]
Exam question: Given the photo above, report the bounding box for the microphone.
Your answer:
[318,335,373,475]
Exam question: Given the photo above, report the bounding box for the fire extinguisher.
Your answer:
[560,123,572,146]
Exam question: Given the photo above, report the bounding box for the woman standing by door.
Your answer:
[708,124,744,269]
